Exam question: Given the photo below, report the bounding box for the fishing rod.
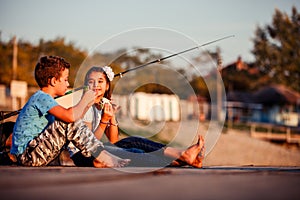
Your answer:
[0,86,88,121]
[0,35,234,121]
[114,35,234,77]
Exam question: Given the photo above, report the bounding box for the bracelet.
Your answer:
[100,120,110,125]
[110,122,118,126]
[100,120,118,127]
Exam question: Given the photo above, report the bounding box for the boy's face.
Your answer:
[87,71,109,101]
[55,68,70,96]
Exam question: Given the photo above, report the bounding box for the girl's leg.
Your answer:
[114,136,204,164]
[71,152,94,167]
[113,136,205,167]
[114,136,165,152]
[114,136,173,165]
[104,145,171,167]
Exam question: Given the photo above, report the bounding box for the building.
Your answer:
[226,85,300,127]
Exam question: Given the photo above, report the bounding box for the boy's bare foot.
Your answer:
[94,150,130,168]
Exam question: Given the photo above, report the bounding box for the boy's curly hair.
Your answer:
[35,55,70,88]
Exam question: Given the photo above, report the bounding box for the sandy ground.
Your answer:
[204,129,300,166]
[118,119,300,167]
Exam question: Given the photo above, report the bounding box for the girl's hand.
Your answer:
[101,103,114,122]
[111,101,121,114]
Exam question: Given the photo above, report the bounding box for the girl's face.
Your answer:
[87,71,109,101]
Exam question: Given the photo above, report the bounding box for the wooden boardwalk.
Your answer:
[0,166,300,200]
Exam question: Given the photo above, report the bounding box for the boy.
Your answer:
[10,55,130,167]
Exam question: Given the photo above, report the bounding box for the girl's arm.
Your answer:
[105,115,119,143]
[93,121,108,140]
[93,103,119,143]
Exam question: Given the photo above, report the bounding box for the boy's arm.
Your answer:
[49,90,95,123]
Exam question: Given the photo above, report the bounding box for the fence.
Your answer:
[55,90,207,122]
[1,85,209,122]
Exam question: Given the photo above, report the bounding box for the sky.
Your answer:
[0,0,299,66]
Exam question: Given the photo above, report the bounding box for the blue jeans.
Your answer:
[72,137,172,167]
[114,136,166,154]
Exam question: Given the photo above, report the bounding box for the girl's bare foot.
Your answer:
[175,135,203,165]
[170,135,205,168]
[94,150,130,168]
[190,136,205,168]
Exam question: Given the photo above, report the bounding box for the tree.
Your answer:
[251,6,300,92]
[0,39,14,85]
[0,37,87,87]
[38,37,87,87]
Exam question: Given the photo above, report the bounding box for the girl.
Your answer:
[70,66,205,168]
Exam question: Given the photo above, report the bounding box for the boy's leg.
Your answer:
[66,120,104,158]
[19,119,129,167]
[19,120,104,166]
[19,120,69,166]
[66,120,129,168]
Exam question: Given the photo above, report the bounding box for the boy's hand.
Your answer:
[82,90,96,107]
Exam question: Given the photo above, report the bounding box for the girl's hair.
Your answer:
[35,55,70,88]
[84,66,112,100]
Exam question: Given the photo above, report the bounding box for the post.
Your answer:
[10,80,27,110]
[12,36,18,80]
[216,48,222,122]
